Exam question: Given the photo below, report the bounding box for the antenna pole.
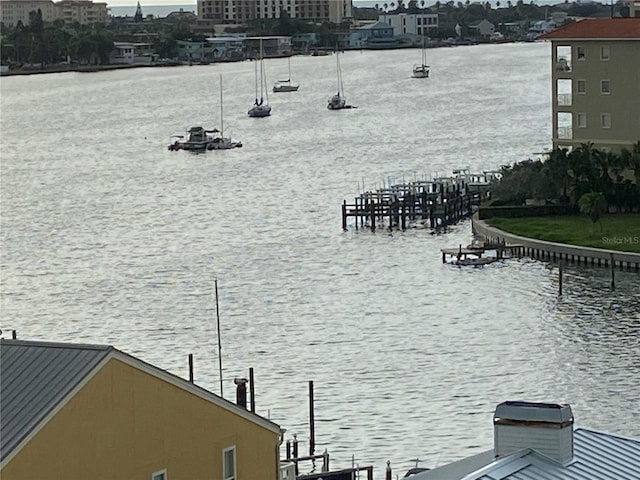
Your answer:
[215,278,223,397]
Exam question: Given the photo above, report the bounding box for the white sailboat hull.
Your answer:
[412,65,430,78]
[248,104,272,117]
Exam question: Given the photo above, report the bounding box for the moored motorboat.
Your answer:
[168,126,242,151]
[168,75,242,151]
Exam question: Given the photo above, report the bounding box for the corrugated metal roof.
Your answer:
[469,428,640,480]
[540,18,640,39]
[0,339,112,463]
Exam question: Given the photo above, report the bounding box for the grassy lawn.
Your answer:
[485,214,640,254]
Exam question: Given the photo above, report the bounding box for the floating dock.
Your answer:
[441,241,524,265]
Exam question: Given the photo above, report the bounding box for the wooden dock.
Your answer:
[441,241,524,265]
[341,171,496,232]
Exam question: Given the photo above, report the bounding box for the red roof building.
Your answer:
[539,18,640,152]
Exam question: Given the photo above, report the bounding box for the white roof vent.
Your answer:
[493,401,574,464]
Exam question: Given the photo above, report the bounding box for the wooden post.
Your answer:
[286,440,291,460]
[188,354,194,383]
[323,449,329,472]
[386,460,392,480]
[370,200,376,232]
[610,253,615,290]
[292,434,299,459]
[558,263,563,296]
[342,201,347,231]
[309,381,315,456]
[249,367,255,413]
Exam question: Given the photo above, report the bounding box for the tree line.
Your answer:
[492,142,640,213]
[1,1,633,67]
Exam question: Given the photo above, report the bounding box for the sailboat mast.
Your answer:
[220,74,224,137]
[260,38,267,103]
[254,55,259,103]
[337,52,344,95]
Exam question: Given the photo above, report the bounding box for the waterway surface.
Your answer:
[2,42,639,476]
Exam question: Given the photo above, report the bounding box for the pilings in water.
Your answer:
[342,174,488,232]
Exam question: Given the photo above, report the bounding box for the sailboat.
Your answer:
[412,35,430,78]
[168,75,242,151]
[327,51,355,110]
[248,39,272,117]
[273,56,299,93]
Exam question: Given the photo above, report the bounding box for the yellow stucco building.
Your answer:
[0,339,283,480]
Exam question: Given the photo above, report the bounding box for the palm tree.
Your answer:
[578,191,607,229]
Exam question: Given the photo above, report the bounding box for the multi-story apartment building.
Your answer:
[378,12,439,37]
[56,0,107,24]
[197,0,352,29]
[0,0,107,26]
[1,0,57,26]
[541,18,640,153]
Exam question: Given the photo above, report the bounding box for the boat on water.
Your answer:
[327,51,355,110]
[273,56,299,93]
[412,35,430,78]
[168,75,242,151]
[248,39,272,117]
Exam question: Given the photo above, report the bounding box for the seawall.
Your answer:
[471,214,640,271]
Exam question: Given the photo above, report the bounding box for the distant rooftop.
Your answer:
[540,18,640,39]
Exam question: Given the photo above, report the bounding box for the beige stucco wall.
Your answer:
[2,358,279,480]
[552,38,640,152]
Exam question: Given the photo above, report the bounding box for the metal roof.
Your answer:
[410,428,640,480]
[0,338,283,466]
[471,428,640,480]
[0,339,112,463]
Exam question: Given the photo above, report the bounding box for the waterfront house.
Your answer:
[110,41,156,64]
[539,18,640,153]
[176,39,217,62]
[205,35,245,61]
[378,12,439,37]
[0,338,283,480]
[356,21,398,49]
[408,401,640,479]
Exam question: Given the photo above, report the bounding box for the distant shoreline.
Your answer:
[0,61,182,77]
[1,40,524,77]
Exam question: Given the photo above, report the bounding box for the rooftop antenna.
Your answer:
[215,278,223,397]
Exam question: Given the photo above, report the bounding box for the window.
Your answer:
[223,446,236,480]
[601,80,610,94]
[576,46,585,60]
[601,45,610,60]
[576,79,586,94]
[152,469,167,480]
[601,113,611,129]
[576,113,587,128]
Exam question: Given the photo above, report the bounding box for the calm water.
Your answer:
[2,42,639,476]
